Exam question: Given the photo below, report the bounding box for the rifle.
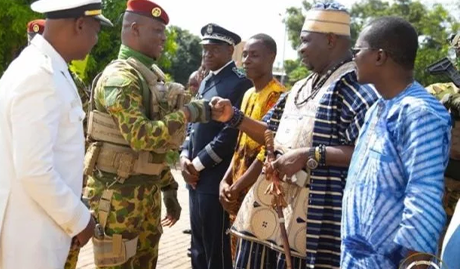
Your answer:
[426,57,460,120]
[426,57,460,87]
[264,130,292,269]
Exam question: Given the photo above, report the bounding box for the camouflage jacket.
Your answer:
[72,72,90,132]
[426,82,459,100]
[426,82,460,179]
[91,45,184,187]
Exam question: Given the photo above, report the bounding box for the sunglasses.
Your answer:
[351,47,372,56]
[352,47,388,57]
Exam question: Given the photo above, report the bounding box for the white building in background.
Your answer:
[232,41,245,68]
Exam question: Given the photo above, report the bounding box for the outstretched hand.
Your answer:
[209,97,234,122]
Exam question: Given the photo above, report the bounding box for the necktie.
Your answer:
[197,73,214,99]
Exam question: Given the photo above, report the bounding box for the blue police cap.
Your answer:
[200,23,241,46]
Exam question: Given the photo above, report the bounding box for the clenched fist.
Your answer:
[209,97,234,122]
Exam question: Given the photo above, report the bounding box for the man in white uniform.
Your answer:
[0,0,112,268]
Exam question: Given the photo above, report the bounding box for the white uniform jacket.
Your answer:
[0,35,90,269]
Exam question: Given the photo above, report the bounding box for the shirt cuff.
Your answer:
[180,150,189,159]
[61,202,91,237]
[192,157,205,172]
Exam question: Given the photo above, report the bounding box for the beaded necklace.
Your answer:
[294,58,352,106]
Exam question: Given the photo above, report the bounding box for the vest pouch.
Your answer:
[84,142,102,176]
[93,234,138,267]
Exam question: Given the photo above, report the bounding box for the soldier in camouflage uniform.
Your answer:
[82,1,211,269]
[426,33,460,221]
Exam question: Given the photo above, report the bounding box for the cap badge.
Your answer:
[84,9,102,16]
[33,24,40,33]
[152,7,162,17]
[207,24,213,34]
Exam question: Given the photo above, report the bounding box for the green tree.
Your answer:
[0,0,38,75]
[285,1,311,51]
[350,0,460,85]
[284,0,460,86]
[284,59,308,88]
[282,1,312,88]
[163,26,202,85]
[0,0,180,83]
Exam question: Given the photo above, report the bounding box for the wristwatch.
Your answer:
[306,147,319,170]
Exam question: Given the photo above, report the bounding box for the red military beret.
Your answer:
[27,19,45,34]
[126,0,169,25]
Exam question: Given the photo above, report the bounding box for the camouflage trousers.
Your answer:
[75,173,163,269]
[437,176,460,254]
[64,248,80,269]
[62,167,174,269]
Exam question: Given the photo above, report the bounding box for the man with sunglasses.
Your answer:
[341,16,451,268]
[0,0,112,268]
[209,2,378,268]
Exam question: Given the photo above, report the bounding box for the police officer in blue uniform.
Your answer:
[180,23,252,269]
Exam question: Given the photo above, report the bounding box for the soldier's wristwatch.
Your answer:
[306,147,319,170]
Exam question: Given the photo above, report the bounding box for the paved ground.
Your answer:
[76,169,192,269]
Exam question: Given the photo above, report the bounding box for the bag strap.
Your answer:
[98,189,114,230]
[89,72,103,113]
[125,57,160,120]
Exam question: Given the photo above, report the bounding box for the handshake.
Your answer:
[162,81,235,124]
[183,97,235,124]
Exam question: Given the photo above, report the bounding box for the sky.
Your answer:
[158,0,455,69]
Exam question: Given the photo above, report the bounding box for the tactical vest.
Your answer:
[84,57,190,267]
[84,57,189,181]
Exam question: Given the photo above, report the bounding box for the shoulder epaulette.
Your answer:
[38,54,53,74]
[232,67,246,78]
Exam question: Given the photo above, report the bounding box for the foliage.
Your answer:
[284,0,460,86]
[284,59,309,88]
[0,0,200,86]
[69,56,89,81]
[162,26,202,85]
[350,0,460,85]
[81,0,123,83]
[0,0,38,75]
[282,1,312,89]
[284,1,312,51]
